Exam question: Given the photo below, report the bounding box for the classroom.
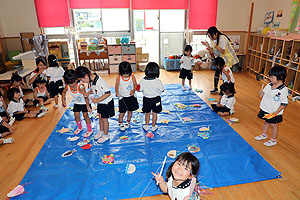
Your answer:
[0,0,299,199]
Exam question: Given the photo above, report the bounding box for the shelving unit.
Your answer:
[107,44,136,73]
[48,41,70,69]
[246,34,300,97]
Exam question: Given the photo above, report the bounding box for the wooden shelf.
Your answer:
[246,34,300,97]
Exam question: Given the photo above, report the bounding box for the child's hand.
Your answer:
[87,106,92,113]
[201,41,210,47]
[129,90,134,96]
[151,172,164,184]
[84,93,90,98]
[259,84,264,97]
[180,60,184,63]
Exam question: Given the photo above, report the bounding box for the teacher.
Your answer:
[202,26,239,94]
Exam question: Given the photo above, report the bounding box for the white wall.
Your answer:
[0,0,40,37]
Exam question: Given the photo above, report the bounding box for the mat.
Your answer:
[16,84,281,200]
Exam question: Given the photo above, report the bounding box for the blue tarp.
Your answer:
[17,84,281,199]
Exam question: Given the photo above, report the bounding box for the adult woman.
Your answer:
[29,57,47,89]
[202,26,239,94]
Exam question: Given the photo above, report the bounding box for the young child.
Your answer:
[137,62,164,132]
[33,77,53,111]
[214,57,235,87]
[75,66,115,143]
[255,65,288,147]
[46,54,65,108]
[115,61,139,131]
[211,82,236,116]
[179,45,194,90]
[29,57,48,89]
[0,87,13,124]
[0,116,14,145]
[152,152,200,200]
[62,69,93,137]
[7,88,46,120]
[10,74,33,106]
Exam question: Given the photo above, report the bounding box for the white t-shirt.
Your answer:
[260,83,288,115]
[220,94,236,114]
[91,74,113,104]
[68,84,86,105]
[167,176,192,200]
[139,77,164,98]
[0,96,6,112]
[222,66,235,83]
[119,75,134,98]
[180,56,194,70]
[45,67,65,82]
[7,99,25,117]
[35,87,47,98]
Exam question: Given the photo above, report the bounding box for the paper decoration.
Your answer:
[56,127,73,134]
[162,110,170,114]
[81,144,92,150]
[146,132,154,138]
[61,149,76,157]
[67,136,80,141]
[198,126,211,139]
[195,89,203,93]
[167,150,177,159]
[125,164,136,174]
[101,154,114,164]
[159,119,170,124]
[77,139,91,147]
[190,104,201,107]
[263,113,277,119]
[175,103,188,109]
[183,117,193,122]
[188,144,200,153]
[119,136,129,141]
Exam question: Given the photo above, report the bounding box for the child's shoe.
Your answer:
[264,138,277,147]
[37,112,47,118]
[210,88,218,94]
[189,85,192,90]
[151,125,159,132]
[1,138,14,144]
[182,86,187,90]
[124,121,130,129]
[77,138,91,147]
[97,135,110,143]
[9,117,15,126]
[74,128,83,135]
[119,123,125,131]
[254,134,267,141]
[94,131,104,139]
[40,105,48,112]
[143,125,149,131]
[83,130,93,138]
[53,104,59,108]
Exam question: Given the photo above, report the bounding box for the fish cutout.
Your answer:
[119,136,129,141]
[125,164,136,174]
[146,132,154,138]
[67,136,80,141]
[162,110,170,114]
[167,150,177,159]
[175,103,187,109]
[56,127,73,134]
[77,139,91,147]
[189,104,201,107]
[199,127,210,132]
[263,113,277,119]
[159,119,170,124]
[81,144,92,150]
[183,117,193,122]
[61,149,76,157]
[188,145,200,153]
[101,154,114,164]
[195,89,203,93]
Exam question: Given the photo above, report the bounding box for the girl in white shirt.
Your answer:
[137,62,164,132]
[115,61,139,131]
[62,69,93,137]
[179,45,194,90]
[152,152,200,200]
[46,54,65,108]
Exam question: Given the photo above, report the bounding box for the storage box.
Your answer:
[136,53,149,63]
[108,45,122,55]
[109,64,119,73]
[122,55,136,63]
[138,63,147,72]
[136,47,142,54]
[122,44,136,54]
[109,55,122,64]
[163,59,181,71]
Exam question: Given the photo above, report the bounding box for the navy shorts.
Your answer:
[142,96,162,113]
[179,68,193,80]
[119,96,139,113]
[49,80,64,97]
[34,96,49,106]
[73,103,91,113]
[97,100,115,118]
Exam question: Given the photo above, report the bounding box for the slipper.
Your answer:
[94,131,104,140]
[74,128,83,135]
[97,135,110,143]
[83,130,93,138]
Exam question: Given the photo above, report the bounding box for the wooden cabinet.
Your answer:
[246,34,300,97]
[48,41,70,69]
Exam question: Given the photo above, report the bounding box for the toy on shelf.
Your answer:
[101,154,114,164]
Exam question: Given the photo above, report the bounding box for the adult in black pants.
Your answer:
[202,26,239,94]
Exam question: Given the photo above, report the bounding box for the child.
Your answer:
[75,66,115,143]
[62,69,93,137]
[0,87,14,125]
[179,45,194,90]
[152,152,200,200]
[7,88,46,120]
[115,61,139,131]
[0,116,14,145]
[211,82,236,116]
[214,57,235,87]
[10,73,33,106]
[137,62,164,132]
[46,54,65,108]
[29,57,48,89]
[255,65,288,147]
[33,77,53,111]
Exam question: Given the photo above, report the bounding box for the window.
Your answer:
[102,9,130,31]
[44,27,65,35]
[74,9,102,32]
[191,35,209,54]
[160,10,185,32]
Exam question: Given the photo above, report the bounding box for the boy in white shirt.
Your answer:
[179,45,194,90]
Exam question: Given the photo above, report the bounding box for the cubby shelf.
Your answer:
[246,34,300,97]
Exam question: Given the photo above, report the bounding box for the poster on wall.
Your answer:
[277,10,283,18]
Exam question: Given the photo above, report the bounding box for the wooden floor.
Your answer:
[1,70,300,200]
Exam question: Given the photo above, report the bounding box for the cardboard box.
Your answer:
[136,47,142,54]
[136,53,149,63]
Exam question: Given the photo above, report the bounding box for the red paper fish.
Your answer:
[81,144,92,150]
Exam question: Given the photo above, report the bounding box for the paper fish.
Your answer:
[199,127,210,132]
[195,89,203,93]
[56,127,73,134]
[77,139,91,147]
[67,136,80,141]
[226,118,239,125]
[208,98,216,102]
[198,132,211,139]
[136,109,143,113]
[61,149,76,157]
[175,103,187,109]
[125,164,136,174]
[92,105,97,110]
[115,107,119,112]
[68,107,74,110]
[188,145,200,153]
[119,136,129,141]
[190,104,201,107]
[7,184,28,198]
[132,116,141,124]
[162,110,170,114]
[263,113,277,119]
[81,144,92,150]
[183,117,193,122]
[146,132,154,138]
[101,154,114,164]
[167,150,177,159]
[159,119,170,124]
